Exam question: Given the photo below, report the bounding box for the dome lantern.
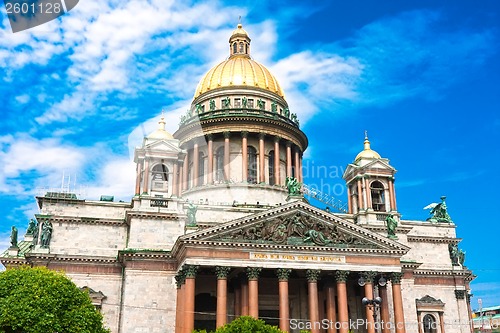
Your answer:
[229,23,251,58]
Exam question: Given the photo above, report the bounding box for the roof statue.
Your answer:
[286,176,302,196]
[424,196,453,223]
[40,221,53,248]
[10,226,18,248]
[385,214,398,240]
[26,218,36,235]
[186,202,198,226]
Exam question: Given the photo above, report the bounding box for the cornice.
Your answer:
[414,269,474,278]
[181,240,408,256]
[125,211,181,224]
[175,116,308,150]
[363,225,412,234]
[406,235,462,244]
[118,250,174,262]
[25,253,119,264]
[35,215,126,226]
[0,257,27,266]
[401,261,423,270]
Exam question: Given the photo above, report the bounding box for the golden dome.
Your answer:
[355,132,381,162]
[147,116,174,140]
[194,55,284,98]
[194,24,284,98]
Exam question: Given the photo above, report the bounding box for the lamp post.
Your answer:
[362,297,383,323]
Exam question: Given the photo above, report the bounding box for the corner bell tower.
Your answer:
[343,133,399,224]
[133,116,185,199]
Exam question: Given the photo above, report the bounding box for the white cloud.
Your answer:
[15,94,30,104]
[0,136,85,190]
[83,158,135,201]
[0,135,136,201]
[271,51,363,122]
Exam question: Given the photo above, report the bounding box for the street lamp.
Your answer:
[362,297,383,322]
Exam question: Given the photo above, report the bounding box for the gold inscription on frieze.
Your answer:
[250,252,345,263]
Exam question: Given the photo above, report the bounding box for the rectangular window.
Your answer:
[247,99,254,108]
[234,98,241,108]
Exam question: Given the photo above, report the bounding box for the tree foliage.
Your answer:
[0,266,109,333]
[193,316,286,333]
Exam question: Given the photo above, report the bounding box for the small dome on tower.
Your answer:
[147,115,174,140]
[355,132,381,162]
[230,23,250,39]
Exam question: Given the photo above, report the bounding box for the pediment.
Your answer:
[143,140,182,152]
[182,201,409,253]
[363,159,395,171]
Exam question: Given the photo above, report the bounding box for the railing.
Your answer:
[179,107,300,128]
[301,184,348,213]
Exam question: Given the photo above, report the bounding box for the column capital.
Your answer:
[223,131,231,139]
[215,266,231,279]
[183,264,199,278]
[334,270,350,283]
[246,267,262,280]
[175,270,186,288]
[390,272,404,284]
[306,269,321,282]
[206,133,214,141]
[274,135,281,143]
[454,290,466,300]
[361,271,378,283]
[276,268,292,281]
[286,141,292,148]
[258,132,266,140]
[241,131,248,138]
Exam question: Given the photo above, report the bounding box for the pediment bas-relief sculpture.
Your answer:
[219,212,374,248]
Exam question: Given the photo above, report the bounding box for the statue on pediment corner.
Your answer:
[285,176,302,196]
[448,243,460,266]
[424,196,452,223]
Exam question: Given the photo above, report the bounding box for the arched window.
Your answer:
[247,146,257,184]
[423,314,437,333]
[151,164,169,192]
[371,180,385,211]
[215,146,225,183]
[269,150,275,185]
[239,42,244,53]
[232,43,237,54]
[198,152,205,185]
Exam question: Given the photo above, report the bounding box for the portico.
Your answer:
[172,201,409,333]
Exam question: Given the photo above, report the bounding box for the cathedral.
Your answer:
[1,24,474,333]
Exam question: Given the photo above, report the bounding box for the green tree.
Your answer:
[193,316,286,333]
[0,266,109,333]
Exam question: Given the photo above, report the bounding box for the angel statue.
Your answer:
[424,196,452,223]
[285,177,302,196]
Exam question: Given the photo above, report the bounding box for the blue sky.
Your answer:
[0,0,499,308]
